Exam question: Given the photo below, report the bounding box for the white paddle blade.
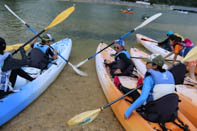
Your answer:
[134,13,162,31]
[67,109,101,126]
[68,62,88,76]
[76,59,88,68]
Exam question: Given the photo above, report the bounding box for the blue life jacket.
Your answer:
[115,50,130,60]
[146,69,175,102]
[33,42,49,54]
[0,52,12,92]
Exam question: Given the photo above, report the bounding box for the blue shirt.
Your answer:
[124,76,154,118]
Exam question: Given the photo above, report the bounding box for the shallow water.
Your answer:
[0,0,197,130]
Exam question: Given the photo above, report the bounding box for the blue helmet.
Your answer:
[167,31,174,36]
[115,40,125,46]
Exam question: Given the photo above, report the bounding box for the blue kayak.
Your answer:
[0,38,72,126]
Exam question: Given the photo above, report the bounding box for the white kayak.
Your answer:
[136,33,183,61]
[0,38,72,126]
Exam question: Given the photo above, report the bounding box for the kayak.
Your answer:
[0,38,72,126]
[95,43,196,130]
[136,33,197,75]
[130,48,197,128]
[120,10,134,14]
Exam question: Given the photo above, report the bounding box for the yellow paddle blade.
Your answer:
[67,108,101,126]
[182,46,197,62]
[5,43,30,52]
[45,6,75,31]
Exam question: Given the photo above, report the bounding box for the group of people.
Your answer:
[0,34,58,98]
[105,37,193,129]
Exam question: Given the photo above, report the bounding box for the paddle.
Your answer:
[75,13,162,68]
[67,85,142,126]
[11,5,75,55]
[5,4,87,77]
[5,43,30,52]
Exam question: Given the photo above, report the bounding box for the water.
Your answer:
[0,0,197,130]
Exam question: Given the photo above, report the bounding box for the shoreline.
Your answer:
[59,0,172,10]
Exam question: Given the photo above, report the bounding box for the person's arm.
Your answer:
[30,38,37,48]
[164,52,173,59]
[124,76,154,119]
[47,48,58,60]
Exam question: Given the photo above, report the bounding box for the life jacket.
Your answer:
[28,48,49,70]
[115,50,130,60]
[33,42,49,54]
[137,71,188,130]
[146,69,175,103]
[0,52,12,92]
[174,41,194,57]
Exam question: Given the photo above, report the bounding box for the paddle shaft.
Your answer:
[131,56,180,62]
[12,29,45,55]
[88,30,135,60]
[103,85,142,109]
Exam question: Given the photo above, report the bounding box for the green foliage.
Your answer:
[121,0,197,7]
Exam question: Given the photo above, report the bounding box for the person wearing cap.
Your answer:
[124,54,175,119]
[28,34,58,70]
[0,37,34,98]
[104,40,135,78]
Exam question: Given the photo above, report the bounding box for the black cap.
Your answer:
[0,37,6,51]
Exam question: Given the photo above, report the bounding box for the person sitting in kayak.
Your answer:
[28,34,58,70]
[123,55,185,129]
[165,35,196,81]
[104,40,135,78]
[0,37,34,99]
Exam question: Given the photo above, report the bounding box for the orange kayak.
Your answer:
[136,33,197,75]
[95,43,196,130]
[130,48,197,128]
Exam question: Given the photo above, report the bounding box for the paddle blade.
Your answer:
[76,59,88,68]
[134,13,162,31]
[181,46,197,62]
[6,43,30,52]
[67,108,101,126]
[45,6,75,31]
[68,62,88,76]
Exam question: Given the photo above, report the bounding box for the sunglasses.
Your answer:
[114,46,120,49]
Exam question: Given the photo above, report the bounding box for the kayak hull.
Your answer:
[0,38,72,126]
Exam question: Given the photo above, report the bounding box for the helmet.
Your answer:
[167,31,174,36]
[115,40,125,47]
[42,34,55,42]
